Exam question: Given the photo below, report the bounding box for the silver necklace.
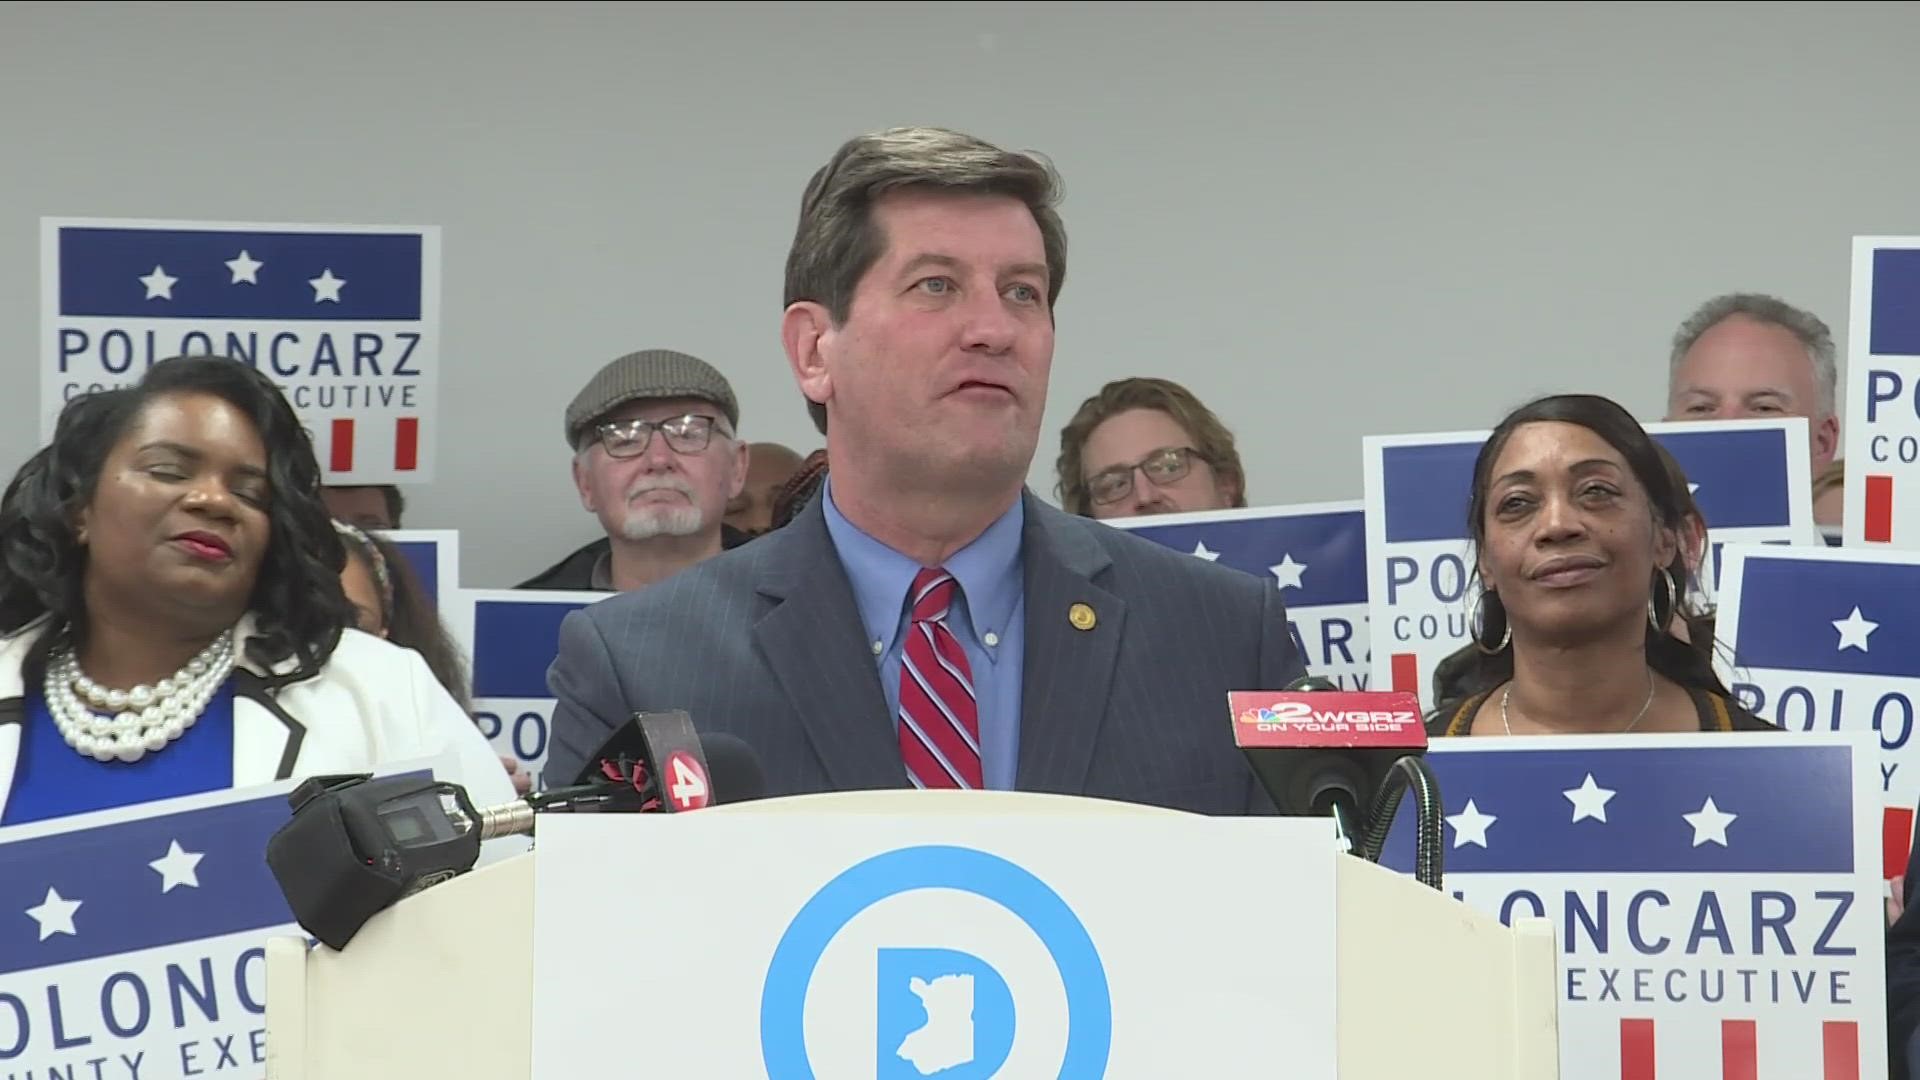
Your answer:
[46,629,237,763]
[1502,670,1656,735]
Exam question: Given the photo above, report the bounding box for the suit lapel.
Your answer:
[0,624,40,822]
[0,705,21,822]
[229,615,305,787]
[1015,497,1124,794]
[230,674,304,786]
[753,499,908,790]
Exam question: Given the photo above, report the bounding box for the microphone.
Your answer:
[264,716,767,950]
[571,710,767,813]
[1231,676,1445,888]
[452,726,767,840]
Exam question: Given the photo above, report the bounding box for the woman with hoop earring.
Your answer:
[1427,394,1771,737]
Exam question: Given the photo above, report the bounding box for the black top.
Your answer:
[1427,685,1775,737]
[517,526,753,592]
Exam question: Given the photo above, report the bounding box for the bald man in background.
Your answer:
[726,442,806,536]
[1663,292,1841,529]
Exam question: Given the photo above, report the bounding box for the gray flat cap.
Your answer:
[564,348,740,448]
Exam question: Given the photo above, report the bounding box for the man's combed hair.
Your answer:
[1054,378,1247,516]
[1670,292,1837,416]
[0,356,357,684]
[784,126,1069,432]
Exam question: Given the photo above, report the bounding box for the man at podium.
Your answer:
[544,125,1306,814]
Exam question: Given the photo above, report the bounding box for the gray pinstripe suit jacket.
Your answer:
[544,491,1307,814]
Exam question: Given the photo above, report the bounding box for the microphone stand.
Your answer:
[1358,755,1445,890]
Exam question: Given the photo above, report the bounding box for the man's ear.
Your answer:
[1814,412,1841,470]
[727,436,749,500]
[782,302,834,417]
[1219,468,1246,509]
[571,454,597,513]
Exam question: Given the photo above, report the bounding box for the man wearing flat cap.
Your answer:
[519,349,750,592]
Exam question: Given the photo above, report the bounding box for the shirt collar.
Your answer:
[821,478,1025,651]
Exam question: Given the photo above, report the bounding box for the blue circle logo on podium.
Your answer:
[759,844,1112,1079]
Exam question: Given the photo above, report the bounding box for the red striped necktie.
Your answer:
[897,567,983,789]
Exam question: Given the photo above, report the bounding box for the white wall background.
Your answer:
[2,1,1914,585]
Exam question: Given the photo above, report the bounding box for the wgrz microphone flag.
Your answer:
[1383,734,1885,1080]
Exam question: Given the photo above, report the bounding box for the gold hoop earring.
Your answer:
[1648,568,1676,632]
[1471,590,1511,655]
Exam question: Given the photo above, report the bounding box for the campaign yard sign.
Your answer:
[1107,502,1370,688]
[0,786,299,1079]
[1363,419,1814,712]
[1384,734,1885,1080]
[1715,542,1920,878]
[449,589,607,792]
[41,217,442,484]
[0,753,472,1080]
[1844,237,1920,546]
[378,528,460,613]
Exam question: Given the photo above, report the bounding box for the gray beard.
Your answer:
[619,503,705,541]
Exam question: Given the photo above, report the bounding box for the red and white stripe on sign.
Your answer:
[1888,805,1917,880]
[1723,1019,1759,1080]
[395,417,419,471]
[1389,653,1419,694]
[326,417,421,473]
[1865,474,1895,544]
[329,419,355,472]
[1618,1018,1859,1079]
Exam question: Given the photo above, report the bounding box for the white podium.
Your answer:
[265,791,1559,1079]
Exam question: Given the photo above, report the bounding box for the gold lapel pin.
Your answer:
[1069,603,1096,631]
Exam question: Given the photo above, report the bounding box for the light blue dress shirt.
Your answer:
[821,478,1026,789]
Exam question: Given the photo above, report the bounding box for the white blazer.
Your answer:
[0,614,520,829]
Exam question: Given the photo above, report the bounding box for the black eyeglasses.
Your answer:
[591,414,725,459]
[1085,446,1204,506]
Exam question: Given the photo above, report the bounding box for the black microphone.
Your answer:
[1230,675,1445,888]
[454,730,766,839]
[265,720,767,949]
[570,710,767,814]
[1238,675,1420,818]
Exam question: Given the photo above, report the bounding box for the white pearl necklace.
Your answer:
[45,630,237,763]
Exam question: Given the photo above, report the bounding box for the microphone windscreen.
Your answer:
[699,732,766,805]
[576,720,652,787]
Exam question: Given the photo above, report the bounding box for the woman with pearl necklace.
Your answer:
[0,356,516,830]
